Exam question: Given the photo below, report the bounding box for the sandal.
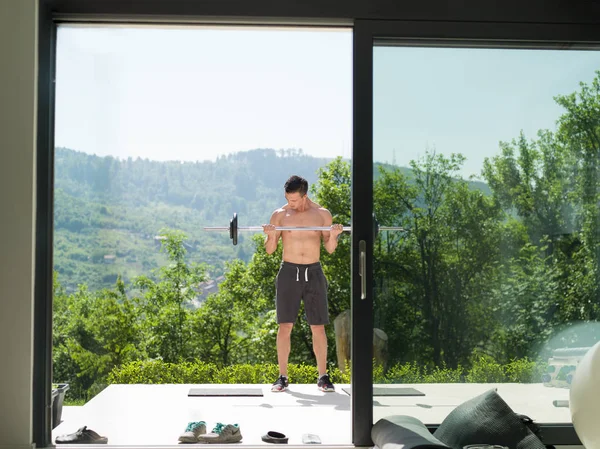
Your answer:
[262,431,289,444]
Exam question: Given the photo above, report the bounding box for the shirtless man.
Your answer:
[263,175,344,392]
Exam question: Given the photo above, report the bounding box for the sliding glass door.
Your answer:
[352,20,600,447]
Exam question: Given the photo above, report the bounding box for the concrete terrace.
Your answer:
[52,383,572,447]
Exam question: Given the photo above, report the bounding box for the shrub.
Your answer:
[422,364,463,383]
[108,360,219,384]
[384,361,422,383]
[504,357,546,383]
[108,357,543,386]
[373,362,386,383]
[465,355,506,383]
[108,360,350,385]
[218,364,275,384]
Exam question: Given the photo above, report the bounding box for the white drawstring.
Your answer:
[296,267,309,282]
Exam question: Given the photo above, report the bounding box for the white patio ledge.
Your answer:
[52,383,571,447]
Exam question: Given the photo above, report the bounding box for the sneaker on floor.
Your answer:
[317,374,335,392]
[178,421,207,443]
[271,374,289,392]
[197,423,242,444]
[55,426,108,444]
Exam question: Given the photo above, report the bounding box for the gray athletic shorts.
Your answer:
[275,261,329,325]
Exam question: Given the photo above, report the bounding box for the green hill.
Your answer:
[53,147,490,292]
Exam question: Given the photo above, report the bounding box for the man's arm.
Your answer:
[321,209,343,254]
[263,211,282,255]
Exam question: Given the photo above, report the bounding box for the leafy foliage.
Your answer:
[109,361,349,385]
[54,71,600,404]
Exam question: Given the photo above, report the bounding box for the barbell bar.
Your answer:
[204,213,407,246]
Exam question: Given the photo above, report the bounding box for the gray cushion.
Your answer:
[372,415,450,449]
[433,389,545,449]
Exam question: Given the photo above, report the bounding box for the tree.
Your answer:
[190,259,263,366]
[481,71,600,359]
[53,274,144,400]
[554,71,600,311]
[312,157,352,317]
[134,229,207,362]
[372,165,424,363]
[377,153,502,368]
[482,130,575,250]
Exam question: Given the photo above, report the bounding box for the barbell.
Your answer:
[204,213,407,245]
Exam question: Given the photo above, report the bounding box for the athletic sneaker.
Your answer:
[317,374,335,392]
[178,421,207,443]
[271,375,289,392]
[197,423,242,444]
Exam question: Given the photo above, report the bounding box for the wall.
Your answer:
[0,0,38,448]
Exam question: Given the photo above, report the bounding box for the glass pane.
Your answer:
[372,45,600,432]
[52,25,352,445]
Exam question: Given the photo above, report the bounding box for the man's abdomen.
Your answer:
[281,232,321,264]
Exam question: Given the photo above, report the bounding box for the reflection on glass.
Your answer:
[372,46,600,428]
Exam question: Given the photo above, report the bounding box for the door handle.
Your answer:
[359,240,366,299]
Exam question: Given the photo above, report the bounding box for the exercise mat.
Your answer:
[342,387,425,396]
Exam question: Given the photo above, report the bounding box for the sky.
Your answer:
[55,25,600,179]
[374,46,600,178]
[55,26,354,162]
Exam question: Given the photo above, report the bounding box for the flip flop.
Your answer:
[261,431,289,444]
[302,433,321,444]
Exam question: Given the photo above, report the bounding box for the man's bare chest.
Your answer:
[281,210,323,227]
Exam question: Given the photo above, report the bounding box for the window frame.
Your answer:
[36,2,600,447]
